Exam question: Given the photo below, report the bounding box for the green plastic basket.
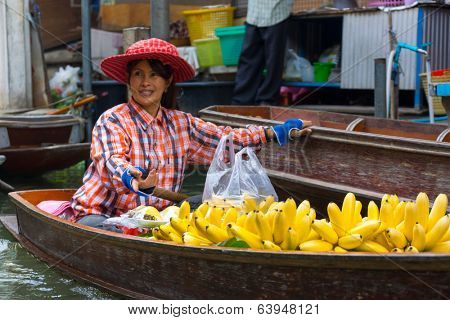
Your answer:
[313,62,335,82]
[215,25,245,66]
[193,38,223,68]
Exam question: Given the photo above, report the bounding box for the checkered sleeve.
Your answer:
[91,117,135,194]
[186,113,267,165]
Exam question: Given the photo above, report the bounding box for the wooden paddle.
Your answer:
[152,187,189,203]
[47,95,97,115]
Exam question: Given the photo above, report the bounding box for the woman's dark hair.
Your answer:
[127,59,178,109]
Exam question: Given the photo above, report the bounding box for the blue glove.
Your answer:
[271,118,304,146]
[121,166,155,197]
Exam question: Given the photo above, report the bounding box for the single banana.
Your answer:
[338,234,363,250]
[221,207,238,229]
[262,240,281,251]
[167,231,183,244]
[296,200,310,220]
[160,223,181,237]
[341,192,356,231]
[311,219,338,244]
[425,215,450,250]
[355,240,389,253]
[308,208,317,221]
[255,211,273,241]
[349,220,381,239]
[299,240,333,252]
[429,241,450,253]
[294,214,312,244]
[352,200,363,227]
[373,232,393,250]
[264,209,278,233]
[392,201,406,227]
[280,227,299,250]
[258,195,274,213]
[182,232,212,246]
[334,246,348,253]
[170,217,188,235]
[197,202,209,216]
[411,222,426,251]
[367,201,379,220]
[441,225,450,242]
[244,210,260,235]
[205,206,223,227]
[391,248,404,253]
[327,202,346,237]
[227,223,264,249]
[305,228,321,242]
[427,194,448,232]
[258,200,268,213]
[388,194,399,212]
[178,201,190,220]
[379,201,394,228]
[404,202,417,241]
[243,193,258,213]
[196,216,230,243]
[381,194,389,205]
[405,245,419,253]
[273,210,288,244]
[284,198,297,226]
[385,228,407,249]
[236,212,248,227]
[415,192,429,229]
[205,223,231,243]
[152,227,170,241]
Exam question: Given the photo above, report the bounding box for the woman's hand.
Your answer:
[129,167,157,192]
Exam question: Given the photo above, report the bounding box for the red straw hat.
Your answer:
[100,38,195,84]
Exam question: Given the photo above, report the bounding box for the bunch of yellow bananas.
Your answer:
[149,192,449,254]
[323,192,449,253]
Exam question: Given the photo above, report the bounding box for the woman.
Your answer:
[71,38,306,227]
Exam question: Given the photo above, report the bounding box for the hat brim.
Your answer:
[100,52,195,84]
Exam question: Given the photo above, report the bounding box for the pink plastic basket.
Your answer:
[368,0,405,6]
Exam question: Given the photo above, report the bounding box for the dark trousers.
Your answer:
[232,19,289,106]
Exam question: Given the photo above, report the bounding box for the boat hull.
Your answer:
[4,189,450,299]
[0,143,90,175]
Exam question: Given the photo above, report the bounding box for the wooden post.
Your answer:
[122,27,152,51]
[0,0,32,112]
[151,0,170,41]
[388,11,399,119]
[374,58,387,118]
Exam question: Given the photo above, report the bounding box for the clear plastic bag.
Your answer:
[283,49,314,82]
[202,133,278,207]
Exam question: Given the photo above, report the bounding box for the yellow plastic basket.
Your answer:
[183,6,235,43]
[420,71,450,116]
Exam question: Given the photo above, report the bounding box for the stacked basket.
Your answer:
[183,6,235,68]
[420,69,450,116]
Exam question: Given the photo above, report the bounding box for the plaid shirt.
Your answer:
[246,0,293,27]
[71,99,267,219]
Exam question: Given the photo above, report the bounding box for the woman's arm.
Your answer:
[91,117,135,194]
[186,114,267,165]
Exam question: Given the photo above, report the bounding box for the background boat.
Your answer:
[199,105,450,213]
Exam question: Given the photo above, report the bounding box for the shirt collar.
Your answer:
[128,97,164,130]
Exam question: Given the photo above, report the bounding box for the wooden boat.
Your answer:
[0,114,89,175]
[0,95,96,175]
[199,106,450,213]
[1,189,449,299]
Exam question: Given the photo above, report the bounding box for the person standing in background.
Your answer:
[232,0,293,106]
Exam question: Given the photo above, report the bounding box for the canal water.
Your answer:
[0,162,206,299]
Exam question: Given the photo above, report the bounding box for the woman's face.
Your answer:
[128,60,172,109]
